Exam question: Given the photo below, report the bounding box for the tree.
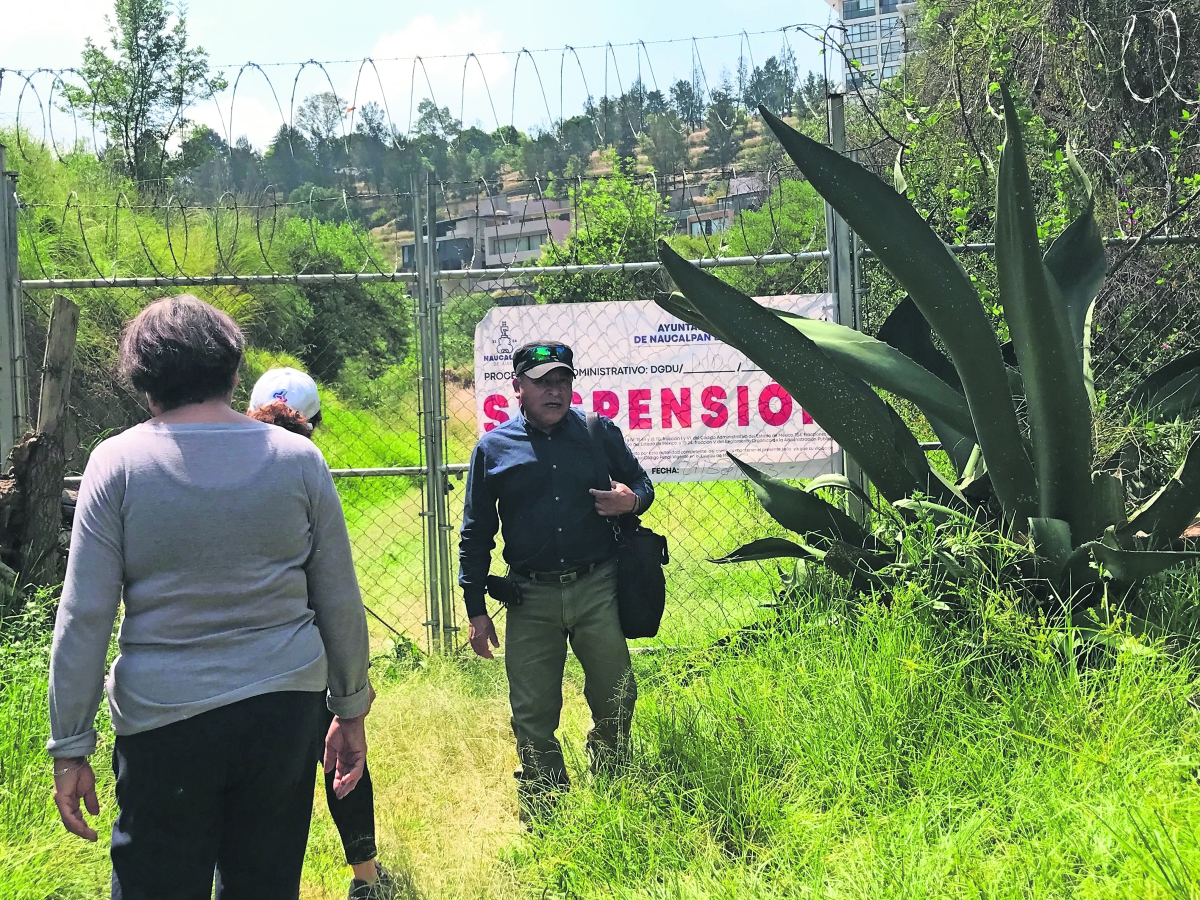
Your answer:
[646,90,669,115]
[744,55,797,118]
[295,92,348,183]
[229,136,263,195]
[297,92,346,145]
[536,152,672,304]
[639,112,689,175]
[670,78,705,130]
[263,125,319,194]
[703,88,743,168]
[272,218,411,383]
[174,124,229,199]
[63,0,225,186]
[414,100,461,141]
[451,126,499,184]
[352,102,390,191]
[794,72,830,121]
[520,130,560,181]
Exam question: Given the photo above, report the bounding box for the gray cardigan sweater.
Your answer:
[47,419,371,758]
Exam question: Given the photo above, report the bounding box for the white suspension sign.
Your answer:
[473,296,839,482]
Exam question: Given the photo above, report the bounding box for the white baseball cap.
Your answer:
[249,367,321,420]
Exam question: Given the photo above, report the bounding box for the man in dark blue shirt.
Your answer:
[460,341,654,817]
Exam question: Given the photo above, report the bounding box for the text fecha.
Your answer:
[482,384,815,432]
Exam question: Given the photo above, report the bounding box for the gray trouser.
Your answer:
[506,556,635,796]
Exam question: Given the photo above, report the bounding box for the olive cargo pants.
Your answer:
[506,556,636,800]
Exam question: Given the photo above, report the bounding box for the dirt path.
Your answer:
[300,661,591,900]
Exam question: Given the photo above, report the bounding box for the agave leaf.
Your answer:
[1082,299,1098,408]
[823,541,892,590]
[805,474,875,510]
[658,291,730,344]
[1144,372,1200,422]
[658,242,924,502]
[1126,349,1200,422]
[926,413,978,479]
[1064,138,1094,200]
[893,498,978,526]
[759,104,1036,521]
[877,296,962,392]
[1086,541,1200,582]
[774,311,976,438]
[728,453,868,545]
[997,85,1094,537]
[1092,472,1126,536]
[1118,437,1200,548]
[893,147,908,196]
[1056,543,1102,597]
[957,445,994,501]
[1043,194,1107,360]
[710,537,817,564]
[1029,517,1073,583]
[884,403,964,506]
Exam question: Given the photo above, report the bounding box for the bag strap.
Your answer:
[586,414,625,544]
[585,413,612,493]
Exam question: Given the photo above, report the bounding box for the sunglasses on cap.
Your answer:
[523,345,570,364]
[513,343,574,377]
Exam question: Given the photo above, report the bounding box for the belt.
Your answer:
[517,560,603,584]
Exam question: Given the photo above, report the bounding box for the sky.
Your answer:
[0,0,836,151]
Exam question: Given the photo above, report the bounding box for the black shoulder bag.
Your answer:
[585,414,669,638]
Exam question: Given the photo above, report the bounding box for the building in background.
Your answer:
[823,0,918,89]
[401,198,573,272]
[664,173,770,237]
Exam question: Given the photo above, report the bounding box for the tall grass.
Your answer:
[513,568,1200,899]
[0,595,116,900]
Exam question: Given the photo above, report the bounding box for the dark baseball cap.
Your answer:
[513,342,575,379]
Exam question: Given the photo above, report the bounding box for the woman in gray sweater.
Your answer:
[46,295,372,900]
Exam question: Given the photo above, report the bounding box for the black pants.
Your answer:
[321,710,378,866]
[110,690,325,900]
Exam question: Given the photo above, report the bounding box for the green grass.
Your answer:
[7,561,1200,899]
[511,568,1200,899]
[0,597,117,900]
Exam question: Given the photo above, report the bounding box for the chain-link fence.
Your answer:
[12,169,842,654]
[11,156,1200,656]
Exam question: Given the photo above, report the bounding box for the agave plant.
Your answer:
[656,86,1200,608]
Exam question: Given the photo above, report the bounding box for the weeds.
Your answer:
[516,568,1200,899]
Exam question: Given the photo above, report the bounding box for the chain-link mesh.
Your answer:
[429,176,833,647]
[21,277,430,652]
[18,165,1200,655]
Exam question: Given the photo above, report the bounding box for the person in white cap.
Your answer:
[248,368,398,900]
[249,367,323,428]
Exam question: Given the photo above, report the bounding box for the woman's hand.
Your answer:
[324,715,367,800]
[52,757,99,841]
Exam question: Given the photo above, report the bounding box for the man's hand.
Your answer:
[590,481,639,517]
[469,614,499,659]
[324,715,367,799]
[53,757,99,842]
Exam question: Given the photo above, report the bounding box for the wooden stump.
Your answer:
[17,295,79,587]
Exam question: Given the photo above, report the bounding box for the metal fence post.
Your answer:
[0,144,25,462]
[824,95,868,520]
[425,176,456,653]
[413,178,443,653]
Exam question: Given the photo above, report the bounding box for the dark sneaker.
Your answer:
[348,862,398,900]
